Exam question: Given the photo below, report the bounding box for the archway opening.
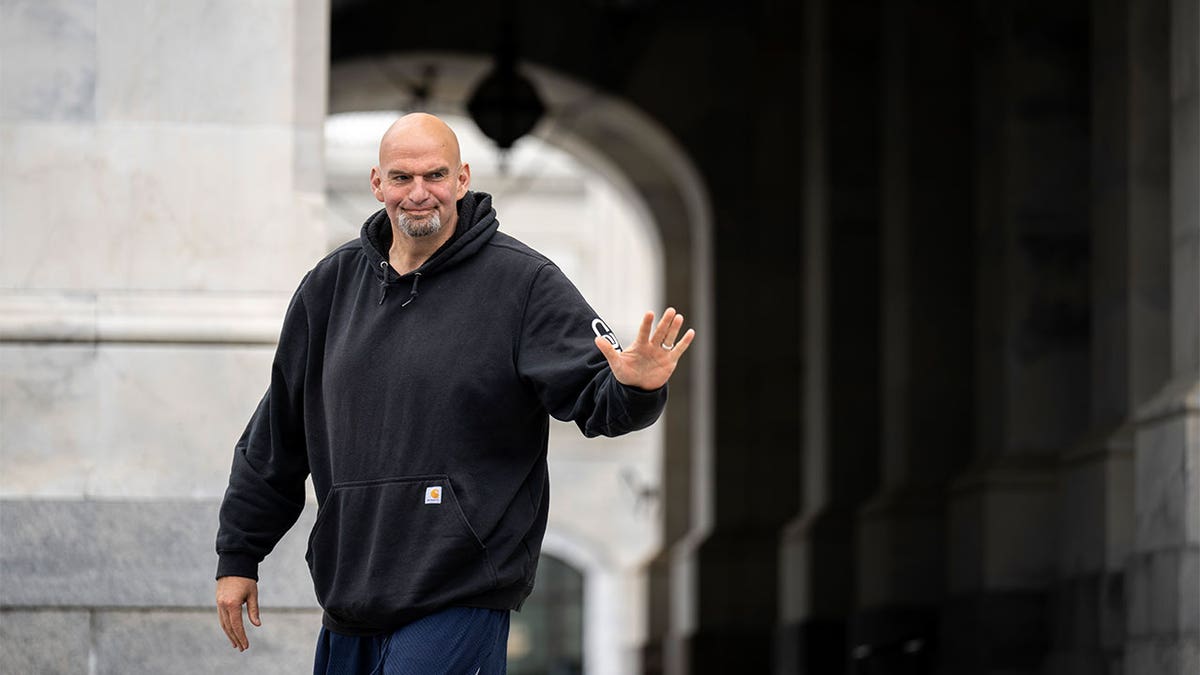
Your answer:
[507,554,586,675]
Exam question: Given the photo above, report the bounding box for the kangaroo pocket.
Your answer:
[305,475,498,628]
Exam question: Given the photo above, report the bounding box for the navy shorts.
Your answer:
[313,607,510,675]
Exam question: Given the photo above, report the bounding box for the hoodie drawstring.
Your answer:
[378,261,389,305]
[401,272,421,307]
[378,261,422,308]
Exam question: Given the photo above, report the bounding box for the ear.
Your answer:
[456,163,471,200]
[370,166,384,202]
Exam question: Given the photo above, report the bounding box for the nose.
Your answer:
[406,179,430,204]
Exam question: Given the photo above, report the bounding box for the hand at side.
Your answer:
[216,575,261,652]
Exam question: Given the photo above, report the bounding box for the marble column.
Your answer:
[944,1,1093,672]
[1125,0,1200,671]
[777,0,882,671]
[777,1,836,669]
[653,3,814,673]
[0,1,329,673]
[1046,1,1170,673]
[851,1,973,672]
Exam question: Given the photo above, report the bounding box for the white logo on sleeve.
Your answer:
[591,318,622,351]
[425,486,442,504]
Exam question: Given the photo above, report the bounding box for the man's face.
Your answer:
[370,132,470,239]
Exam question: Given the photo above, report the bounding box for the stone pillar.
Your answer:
[1125,0,1200,671]
[1046,1,1170,673]
[777,0,836,670]
[851,1,973,672]
[0,1,329,673]
[651,3,813,674]
[944,1,1092,672]
[777,0,882,672]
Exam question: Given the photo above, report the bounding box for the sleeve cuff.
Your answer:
[620,380,668,397]
[617,380,669,430]
[216,552,260,581]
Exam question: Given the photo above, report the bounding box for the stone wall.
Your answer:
[0,0,329,672]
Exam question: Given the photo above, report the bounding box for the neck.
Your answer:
[388,220,456,275]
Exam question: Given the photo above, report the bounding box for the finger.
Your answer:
[218,606,237,649]
[247,588,261,627]
[594,335,620,365]
[228,606,248,651]
[669,328,696,359]
[634,311,654,346]
[662,313,685,348]
[221,607,242,650]
[650,307,677,346]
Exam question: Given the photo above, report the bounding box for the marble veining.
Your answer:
[0,0,97,122]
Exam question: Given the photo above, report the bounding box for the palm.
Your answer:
[595,308,695,391]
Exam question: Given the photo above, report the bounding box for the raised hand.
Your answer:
[594,307,696,391]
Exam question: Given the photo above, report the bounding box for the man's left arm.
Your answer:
[516,263,694,437]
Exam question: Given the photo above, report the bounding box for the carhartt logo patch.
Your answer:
[591,318,622,352]
[425,486,442,504]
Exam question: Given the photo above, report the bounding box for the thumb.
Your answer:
[594,336,619,364]
[247,588,261,627]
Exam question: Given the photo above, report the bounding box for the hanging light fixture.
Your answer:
[467,28,545,152]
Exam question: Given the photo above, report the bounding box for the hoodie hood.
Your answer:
[362,191,499,305]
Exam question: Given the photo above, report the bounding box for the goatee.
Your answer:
[397,211,441,238]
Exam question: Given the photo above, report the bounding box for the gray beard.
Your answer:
[397,210,441,238]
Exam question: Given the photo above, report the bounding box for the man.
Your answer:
[215,113,694,673]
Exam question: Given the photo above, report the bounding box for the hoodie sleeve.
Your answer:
[214,284,312,580]
[516,263,668,437]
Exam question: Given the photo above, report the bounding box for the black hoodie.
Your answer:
[216,192,667,635]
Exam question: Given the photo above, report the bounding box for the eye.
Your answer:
[392,175,411,183]
[428,172,446,180]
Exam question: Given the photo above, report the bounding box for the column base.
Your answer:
[856,488,946,608]
[663,528,786,674]
[639,641,664,675]
[668,627,774,675]
[1043,570,1125,675]
[1128,377,1200,675]
[639,550,672,675]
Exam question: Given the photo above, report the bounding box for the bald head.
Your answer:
[370,113,472,248]
[378,113,463,167]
